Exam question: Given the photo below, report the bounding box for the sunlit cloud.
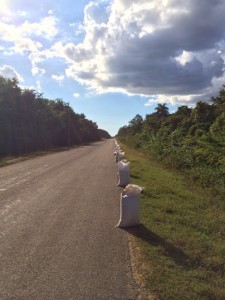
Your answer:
[31,65,45,76]
[0,0,12,20]
[0,64,24,82]
[144,93,205,106]
[0,0,225,109]
[73,92,80,98]
[52,74,65,82]
[48,10,54,15]
[60,0,225,105]
[0,15,58,56]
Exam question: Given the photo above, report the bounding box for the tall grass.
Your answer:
[120,135,225,200]
[120,143,225,299]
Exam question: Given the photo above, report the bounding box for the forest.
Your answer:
[117,86,225,198]
[0,76,110,158]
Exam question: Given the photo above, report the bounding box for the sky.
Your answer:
[0,0,225,136]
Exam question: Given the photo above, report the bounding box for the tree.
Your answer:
[190,101,216,133]
[211,85,225,116]
[0,76,105,157]
[98,129,111,139]
[129,114,143,134]
[154,103,169,119]
[175,106,192,117]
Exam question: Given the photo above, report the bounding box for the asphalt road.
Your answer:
[0,140,137,300]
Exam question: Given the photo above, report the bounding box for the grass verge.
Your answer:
[120,143,225,300]
[0,147,76,168]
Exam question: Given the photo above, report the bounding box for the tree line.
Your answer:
[117,86,225,197]
[0,76,110,158]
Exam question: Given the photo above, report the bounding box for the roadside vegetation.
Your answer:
[117,85,225,200]
[120,144,225,300]
[0,76,110,160]
[117,86,225,299]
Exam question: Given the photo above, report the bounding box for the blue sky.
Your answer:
[0,0,225,136]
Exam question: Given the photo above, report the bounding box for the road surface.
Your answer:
[0,140,137,299]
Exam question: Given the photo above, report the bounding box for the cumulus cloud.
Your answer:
[21,16,58,39]
[31,65,45,76]
[48,10,54,15]
[0,15,58,72]
[73,92,80,98]
[0,0,12,21]
[12,38,42,54]
[52,74,65,82]
[0,15,58,43]
[63,0,225,105]
[1,0,225,106]
[0,4,59,78]
[0,65,24,82]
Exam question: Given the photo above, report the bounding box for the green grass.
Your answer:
[120,143,225,299]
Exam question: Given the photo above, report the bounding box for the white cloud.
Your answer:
[0,15,58,42]
[19,10,28,16]
[0,0,28,21]
[26,42,67,76]
[145,93,204,106]
[20,16,58,39]
[0,65,24,82]
[0,22,42,54]
[0,5,65,81]
[20,83,35,90]
[52,74,65,81]
[73,92,80,98]
[74,23,85,36]
[31,65,45,76]
[1,0,225,107]
[0,0,12,19]
[0,13,57,74]
[12,38,43,54]
[48,9,54,15]
[60,0,225,105]
[0,15,58,58]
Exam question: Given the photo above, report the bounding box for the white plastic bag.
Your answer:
[117,184,143,228]
[118,161,130,187]
[114,140,120,149]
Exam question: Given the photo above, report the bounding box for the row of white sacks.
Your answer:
[114,139,143,228]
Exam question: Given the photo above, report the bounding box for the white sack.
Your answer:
[117,194,141,227]
[115,151,119,162]
[117,151,125,161]
[117,184,143,227]
[118,161,130,187]
[115,150,125,162]
[124,184,143,196]
[114,140,120,149]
